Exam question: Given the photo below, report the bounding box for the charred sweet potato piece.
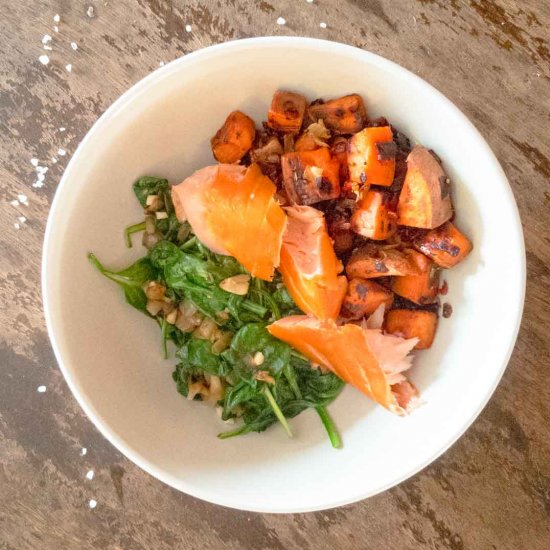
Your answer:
[340,278,394,320]
[281,148,340,205]
[331,229,354,255]
[385,309,438,349]
[346,244,419,279]
[267,90,308,133]
[308,94,367,134]
[392,250,439,305]
[211,110,256,164]
[397,145,453,228]
[348,126,396,187]
[413,221,473,268]
[331,136,349,182]
[351,189,397,240]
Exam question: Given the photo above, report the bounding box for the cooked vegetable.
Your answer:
[279,206,347,320]
[171,163,287,281]
[211,110,256,164]
[281,148,340,205]
[295,120,331,152]
[267,90,307,133]
[340,278,394,320]
[392,250,439,305]
[268,316,419,414]
[385,309,438,349]
[351,189,397,240]
[346,244,419,279]
[307,94,367,134]
[348,126,396,187]
[330,136,349,183]
[413,221,473,268]
[397,145,453,228]
[331,229,354,255]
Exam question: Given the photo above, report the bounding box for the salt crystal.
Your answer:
[80,447,88,456]
[43,45,53,51]
[65,63,72,72]
[54,26,59,33]
[88,499,97,509]
[10,200,19,207]
[319,21,327,28]
[185,24,192,32]
[276,17,286,25]
[86,470,94,480]
[37,173,45,182]
[17,194,29,205]
[306,0,314,3]
[58,148,66,156]
[14,223,20,230]
[32,181,44,188]
[18,216,26,224]
[30,158,39,166]
[86,5,95,18]
[37,165,48,174]
[159,61,165,67]
[53,14,61,23]
[59,127,66,132]
[37,385,47,393]
[42,34,52,44]
[71,42,78,50]
[52,157,58,164]
[39,55,50,65]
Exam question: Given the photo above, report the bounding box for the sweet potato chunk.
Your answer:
[331,136,349,182]
[211,110,256,164]
[392,250,439,305]
[295,132,319,152]
[385,309,438,349]
[397,145,453,228]
[413,221,473,268]
[308,94,367,134]
[281,148,340,205]
[340,278,394,320]
[346,244,419,279]
[331,229,354,255]
[267,90,307,133]
[348,126,396,187]
[351,189,397,240]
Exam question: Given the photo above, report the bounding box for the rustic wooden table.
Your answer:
[1,1,549,548]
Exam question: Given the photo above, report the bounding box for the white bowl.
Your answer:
[42,37,525,513]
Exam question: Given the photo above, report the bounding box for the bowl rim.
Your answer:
[42,36,526,513]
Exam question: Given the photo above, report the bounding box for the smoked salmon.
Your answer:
[268,316,419,414]
[171,163,287,281]
[279,206,347,320]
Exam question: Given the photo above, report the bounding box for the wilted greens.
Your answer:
[89,176,344,447]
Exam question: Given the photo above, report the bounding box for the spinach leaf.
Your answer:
[88,253,156,313]
[177,338,226,376]
[133,176,170,208]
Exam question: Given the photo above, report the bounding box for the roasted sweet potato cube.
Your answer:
[348,126,396,187]
[331,136,349,182]
[385,309,438,349]
[340,278,394,320]
[267,90,308,133]
[397,145,453,228]
[308,94,367,134]
[346,244,419,279]
[413,221,473,268]
[295,132,319,152]
[281,148,340,205]
[351,189,397,240]
[392,250,440,305]
[211,110,256,164]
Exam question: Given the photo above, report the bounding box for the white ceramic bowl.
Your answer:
[42,37,525,513]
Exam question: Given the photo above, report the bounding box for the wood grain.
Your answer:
[1,1,549,548]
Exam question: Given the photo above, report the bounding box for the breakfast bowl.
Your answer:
[42,37,525,513]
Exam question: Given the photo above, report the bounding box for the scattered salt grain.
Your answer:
[10,199,19,207]
[32,181,44,188]
[71,41,78,50]
[319,21,327,28]
[51,157,58,164]
[53,14,61,23]
[39,55,50,65]
[88,499,97,509]
[37,385,47,393]
[37,165,48,174]
[86,470,95,480]
[159,61,165,67]
[57,148,66,156]
[65,63,72,72]
[43,44,53,51]
[276,17,286,25]
[14,223,20,230]
[185,24,192,32]
[80,447,88,456]
[18,216,27,224]
[59,127,66,132]
[17,194,29,205]
[37,173,45,182]
[42,34,52,44]
[30,158,39,167]
[86,5,95,18]
[54,26,59,33]
[306,0,314,3]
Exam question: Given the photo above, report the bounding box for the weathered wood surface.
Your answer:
[1,0,549,548]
